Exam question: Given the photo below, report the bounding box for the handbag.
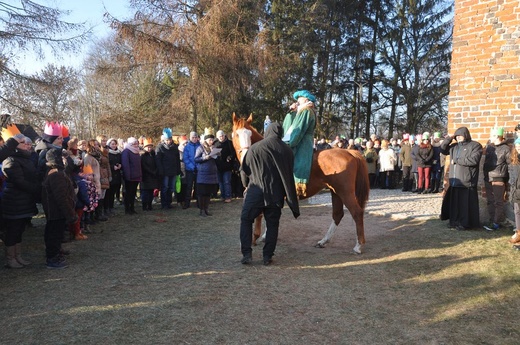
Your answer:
[175,174,181,193]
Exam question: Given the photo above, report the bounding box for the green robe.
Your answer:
[282,106,316,184]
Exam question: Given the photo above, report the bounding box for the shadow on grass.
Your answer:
[1,196,519,344]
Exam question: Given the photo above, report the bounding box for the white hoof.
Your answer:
[353,242,363,254]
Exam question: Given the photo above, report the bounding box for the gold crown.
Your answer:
[143,137,153,146]
[82,164,94,175]
[1,124,21,140]
[204,127,215,137]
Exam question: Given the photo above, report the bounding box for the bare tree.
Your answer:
[0,0,90,112]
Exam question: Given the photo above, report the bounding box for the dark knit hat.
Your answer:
[46,148,64,168]
[42,133,59,144]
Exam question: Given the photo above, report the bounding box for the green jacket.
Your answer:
[282,106,316,184]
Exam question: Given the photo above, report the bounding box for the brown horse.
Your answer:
[232,113,370,253]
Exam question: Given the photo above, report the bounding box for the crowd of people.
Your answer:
[2,100,520,270]
[318,125,520,251]
[315,131,446,194]
[0,121,242,269]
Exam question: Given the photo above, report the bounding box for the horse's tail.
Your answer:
[351,150,370,210]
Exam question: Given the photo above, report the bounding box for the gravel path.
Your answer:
[308,188,444,221]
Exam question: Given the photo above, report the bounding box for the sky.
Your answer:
[16,0,133,73]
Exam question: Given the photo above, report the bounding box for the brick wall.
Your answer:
[449,0,520,143]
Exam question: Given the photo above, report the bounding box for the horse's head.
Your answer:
[232,113,263,163]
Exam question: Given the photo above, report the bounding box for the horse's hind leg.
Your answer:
[315,192,344,248]
[342,197,365,254]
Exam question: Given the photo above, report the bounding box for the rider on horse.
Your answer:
[282,90,316,197]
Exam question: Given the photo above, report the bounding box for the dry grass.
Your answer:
[1,193,519,344]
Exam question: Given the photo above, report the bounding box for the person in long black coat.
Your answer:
[155,131,181,209]
[239,122,300,266]
[107,138,122,214]
[2,136,39,268]
[140,141,159,211]
[440,127,483,230]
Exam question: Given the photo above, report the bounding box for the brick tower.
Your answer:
[448,0,520,143]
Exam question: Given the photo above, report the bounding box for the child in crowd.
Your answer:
[42,148,77,269]
[80,165,98,234]
[70,165,90,240]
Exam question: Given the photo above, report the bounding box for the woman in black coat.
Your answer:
[509,138,520,245]
[107,138,122,214]
[2,136,39,268]
[440,127,483,230]
[140,141,159,211]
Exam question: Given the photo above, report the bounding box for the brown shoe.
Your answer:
[510,230,520,244]
[75,234,88,240]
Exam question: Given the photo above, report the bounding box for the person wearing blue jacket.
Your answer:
[194,129,218,217]
[182,132,200,209]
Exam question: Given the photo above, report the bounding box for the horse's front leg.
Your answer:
[252,214,263,246]
[315,220,338,248]
[315,192,344,248]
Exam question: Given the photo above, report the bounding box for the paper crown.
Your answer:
[402,133,410,141]
[61,123,69,138]
[44,122,63,136]
[415,134,422,142]
[162,128,172,139]
[491,127,504,136]
[143,137,153,147]
[204,127,215,137]
[82,164,94,175]
[433,132,441,138]
[422,132,430,140]
[1,124,21,140]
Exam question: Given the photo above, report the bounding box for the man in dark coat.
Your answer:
[440,127,483,230]
[482,127,510,230]
[214,130,237,202]
[239,122,300,266]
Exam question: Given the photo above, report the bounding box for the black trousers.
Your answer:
[124,180,139,211]
[4,218,28,246]
[240,201,282,259]
[45,219,65,259]
[107,181,121,209]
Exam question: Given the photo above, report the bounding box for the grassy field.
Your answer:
[1,194,519,344]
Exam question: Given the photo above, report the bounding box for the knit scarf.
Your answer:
[108,148,121,155]
[201,141,212,155]
[124,143,140,154]
[161,142,173,150]
[88,149,101,162]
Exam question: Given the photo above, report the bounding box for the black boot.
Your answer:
[402,178,409,192]
[198,197,206,217]
[432,179,439,193]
